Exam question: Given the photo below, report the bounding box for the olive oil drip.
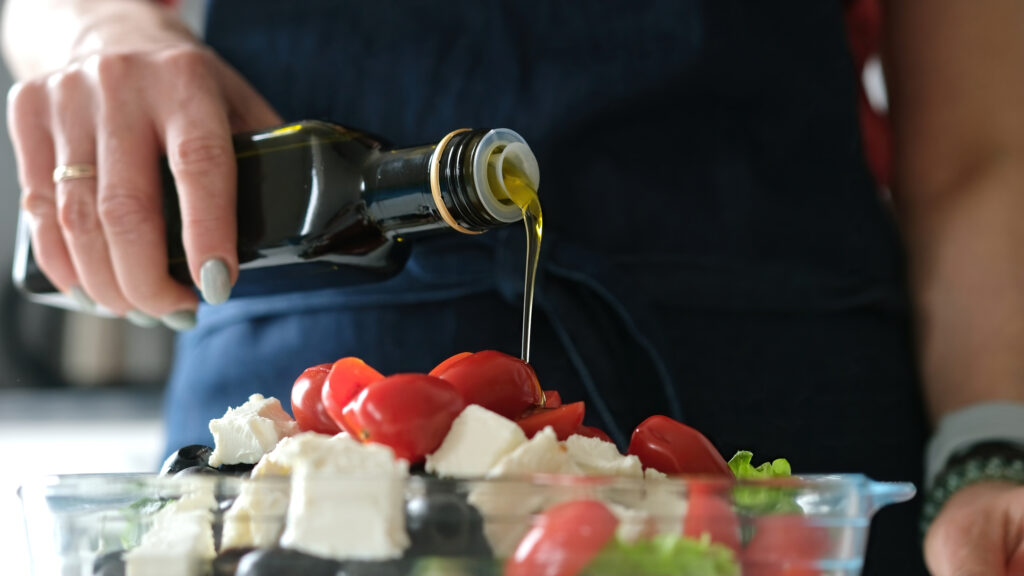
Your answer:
[499,166,542,363]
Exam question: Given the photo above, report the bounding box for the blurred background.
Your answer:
[0,1,206,572]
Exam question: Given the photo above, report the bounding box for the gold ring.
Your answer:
[52,163,97,184]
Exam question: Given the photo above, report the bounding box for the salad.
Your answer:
[110,350,826,576]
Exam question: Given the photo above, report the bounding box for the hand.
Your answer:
[7,41,280,327]
[925,481,1024,575]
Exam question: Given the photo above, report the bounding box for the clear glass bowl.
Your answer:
[19,472,914,576]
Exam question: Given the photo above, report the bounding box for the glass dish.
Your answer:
[20,472,914,576]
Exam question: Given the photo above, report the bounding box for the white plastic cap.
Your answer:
[472,129,541,223]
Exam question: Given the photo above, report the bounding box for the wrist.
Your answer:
[920,441,1024,537]
[3,0,197,79]
[925,401,1024,488]
[68,1,197,63]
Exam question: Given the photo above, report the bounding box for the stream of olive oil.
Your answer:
[500,168,543,363]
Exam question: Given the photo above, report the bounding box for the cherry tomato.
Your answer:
[683,484,740,553]
[321,357,385,435]
[506,499,618,576]
[428,352,473,377]
[432,350,543,419]
[574,425,613,443]
[742,514,828,576]
[516,402,585,441]
[627,415,732,477]
[290,363,341,434]
[342,373,466,463]
[543,390,562,408]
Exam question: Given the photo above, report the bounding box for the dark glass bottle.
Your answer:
[12,121,539,311]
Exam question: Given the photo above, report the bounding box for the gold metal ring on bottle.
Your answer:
[430,129,482,235]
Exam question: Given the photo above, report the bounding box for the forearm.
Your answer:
[905,163,1024,421]
[1,0,194,80]
[884,0,1024,424]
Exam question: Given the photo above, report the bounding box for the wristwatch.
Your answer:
[920,441,1024,537]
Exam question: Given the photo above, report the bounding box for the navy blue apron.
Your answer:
[165,2,928,572]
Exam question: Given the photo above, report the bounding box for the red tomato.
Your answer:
[627,415,732,477]
[574,425,613,444]
[342,373,466,463]
[683,484,740,553]
[517,402,585,441]
[428,352,474,377]
[542,390,562,408]
[432,350,543,419]
[290,363,341,434]
[742,514,828,576]
[321,357,385,435]
[506,500,618,576]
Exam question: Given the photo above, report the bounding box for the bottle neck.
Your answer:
[365,128,538,236]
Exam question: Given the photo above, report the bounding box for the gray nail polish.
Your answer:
[125,309,160,328]
[161,310,197,332]
[200,259,232,305]
[70,286,96,312]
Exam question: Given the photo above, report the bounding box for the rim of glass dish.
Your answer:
[19,471,901,494]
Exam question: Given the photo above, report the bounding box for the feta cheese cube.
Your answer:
[469,427,579,555]
[125,480,217,576]
[425,405,527,478]
[220,479,289,550]
[564,434,643,478]
[278,434,410,560]
[208,394,299,467]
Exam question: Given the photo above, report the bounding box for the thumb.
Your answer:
[925,483,1011,576]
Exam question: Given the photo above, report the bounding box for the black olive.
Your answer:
[405,491,492,559]
[172,465,221,478]
[339,558,410,576]
[92,550,125,576]
[235,548,344,576]
[213,547,255,576]
[218,462,256,476]
[159,445,214,476]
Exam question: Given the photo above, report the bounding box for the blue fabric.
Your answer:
[165,2,928,573]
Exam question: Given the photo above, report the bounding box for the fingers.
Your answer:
[49,69,134,315]
[7,82,78,294]
[94,57,198,318]
[152,50,238,304]
[8,46,265,325]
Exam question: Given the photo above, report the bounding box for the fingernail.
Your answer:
[125,309,160,328]
[200,258,232,305]
[69,286,95,312]
[161,310,197,332]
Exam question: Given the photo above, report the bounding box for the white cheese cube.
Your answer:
[125,482,217,576]
[642,476,689,536]
[487,426,578,478]
[608,502,651,543]
[208,394,299,467]
[279,434,410,560]
[564,434,643,478]
[426,405,527,478]
[469,427,579,555]
[220,479,289,550]
[644,467,669,481]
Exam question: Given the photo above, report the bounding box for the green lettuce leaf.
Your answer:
[584,534,740,576]
[728,451,791,479]
[729,450,801,515]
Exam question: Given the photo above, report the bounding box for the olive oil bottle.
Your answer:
[12,121,540,311]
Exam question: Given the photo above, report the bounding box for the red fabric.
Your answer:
[844,0,891,190]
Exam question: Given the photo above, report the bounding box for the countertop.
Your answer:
[0,387,165,576]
